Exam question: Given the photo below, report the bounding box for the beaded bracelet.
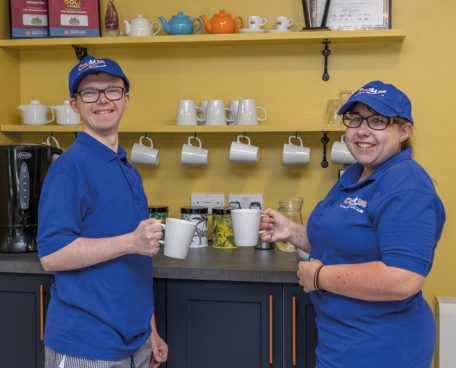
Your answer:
[313,264,326,293]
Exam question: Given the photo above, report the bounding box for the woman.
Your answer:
[261,81,445,368]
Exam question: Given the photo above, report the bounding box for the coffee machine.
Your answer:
[0,144,61,252]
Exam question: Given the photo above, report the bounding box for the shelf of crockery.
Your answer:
[0,124,346,133]
[0,29,406,50]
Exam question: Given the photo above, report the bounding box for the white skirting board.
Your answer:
[437,296,456,368]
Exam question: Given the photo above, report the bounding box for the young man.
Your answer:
[38,56,167,368]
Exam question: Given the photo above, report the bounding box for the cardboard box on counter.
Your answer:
[48,0,100,37]
[10,0,49,38]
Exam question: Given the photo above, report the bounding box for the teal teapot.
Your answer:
[158,11,202,35]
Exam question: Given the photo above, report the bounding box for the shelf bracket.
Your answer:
[72,45,88,61]
[320,132,329,168]
[321,39,331,81]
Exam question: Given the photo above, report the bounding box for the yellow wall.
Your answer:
[1,0,455,340]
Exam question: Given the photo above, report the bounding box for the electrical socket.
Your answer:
[191,193,225,214]
[228,194,264,209]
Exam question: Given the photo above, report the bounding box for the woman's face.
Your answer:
[344,103,413,177]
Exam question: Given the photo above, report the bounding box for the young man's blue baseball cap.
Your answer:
[68,56,130,97]
[338,80,413,123]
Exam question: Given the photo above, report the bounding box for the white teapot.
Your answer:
[18,100,54,125]
[124,14,161,36]
[52,100,80,125]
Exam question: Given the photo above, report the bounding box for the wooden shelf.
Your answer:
[0,29,406,50]
[0,124,345,133]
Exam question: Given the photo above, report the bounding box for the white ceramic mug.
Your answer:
[176,100,205,126]
[228,99,239,123]
[205,100,234,126]
[236,99,267,125]
[283,136,310,165]
[229,135,259,163]
[131,136,160,166]
[42,135,61,162]
[198,100,209,123]
[53,100,80,125]
[331,135,356,165]
[181,136,208,166]
[18,100,54,125]
[275,16,295,31]
[248,16,267,29]
[160,218,197,259]
[231,209,266,246]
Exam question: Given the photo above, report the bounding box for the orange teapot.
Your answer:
[200,9,243,34]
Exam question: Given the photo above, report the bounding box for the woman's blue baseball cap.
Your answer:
[68,56,130,97]
[338,80,413,123]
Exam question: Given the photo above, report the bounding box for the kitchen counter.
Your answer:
[0,245,303,284]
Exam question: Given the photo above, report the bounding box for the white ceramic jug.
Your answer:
[124,14,161,36]
[18,100,54,125]
[52,100,80,125]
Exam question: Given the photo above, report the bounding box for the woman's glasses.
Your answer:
[342,113,394,130]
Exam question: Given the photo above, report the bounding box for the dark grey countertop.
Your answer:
[0,246,303,284]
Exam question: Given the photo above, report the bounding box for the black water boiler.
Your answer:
[0,144,61,252]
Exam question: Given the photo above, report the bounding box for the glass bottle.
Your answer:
[276,197,304,252]
[105,0,120,36]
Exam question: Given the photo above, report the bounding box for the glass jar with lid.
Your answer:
[181,206,208,248]
[276,196,303,252]
[148,205,168,220]
[212,207,236,249]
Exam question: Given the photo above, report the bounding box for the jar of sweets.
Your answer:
[180,206,208,248]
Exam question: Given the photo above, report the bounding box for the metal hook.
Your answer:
[145,132,148,138]
[320,132,329,168]
[295,131,298,139]
[72,45,88,61]
[321,39,331,81]
[194,132,197,138]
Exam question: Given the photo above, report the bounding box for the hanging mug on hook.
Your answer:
[42,135,62,162]
[229,135,259,163]
[181,136,208,166]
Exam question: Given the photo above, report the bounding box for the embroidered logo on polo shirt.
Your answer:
[340,197,367,214]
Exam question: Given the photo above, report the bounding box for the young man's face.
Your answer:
[70,73,129,137]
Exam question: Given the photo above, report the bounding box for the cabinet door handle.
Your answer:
[292,296,297,367]
[269,294,273,365]
[40,285,44,341]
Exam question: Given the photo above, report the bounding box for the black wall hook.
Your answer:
[72,45,88,61]
[320,132,329,168]
[321,39,331,81]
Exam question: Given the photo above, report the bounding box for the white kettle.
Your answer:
[124,14,161,36]
[52,100,81,125]
[18,100,54,125]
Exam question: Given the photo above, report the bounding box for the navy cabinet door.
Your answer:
[283,284,318,368]
[0,273,53,368]
[166,279,283,368]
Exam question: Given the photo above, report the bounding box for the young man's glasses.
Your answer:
[76,87,125,103]
[342,113,394,131]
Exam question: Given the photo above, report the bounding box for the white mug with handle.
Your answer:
[131,136,160,166]
[181,136,208,166]
[236,99,267,125]
[159,218,197,259]
[231,209,267,246]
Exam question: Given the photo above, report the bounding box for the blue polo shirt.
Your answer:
[37,132,153,361]
[308,148,445,368]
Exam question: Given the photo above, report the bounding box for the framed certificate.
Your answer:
[325,0,391,30]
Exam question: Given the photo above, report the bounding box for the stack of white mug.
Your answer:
[176,99,267,126]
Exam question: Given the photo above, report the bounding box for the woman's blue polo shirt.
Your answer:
[308,148,445,368]
[37,132,153,361]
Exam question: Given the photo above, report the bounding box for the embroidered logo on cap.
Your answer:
[78,59,107,72]
[357,87,387,96]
